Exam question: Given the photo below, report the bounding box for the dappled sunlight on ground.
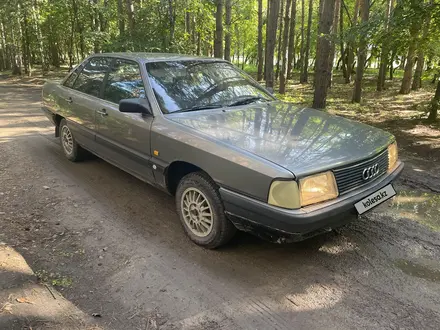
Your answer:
[0,68,68,87]
[383,190,440,232]
[0,110,52,142]
[0,245,34,276]
[277,73,437,123]
[283,284,343,311]
[0,128,52,142]
[318,239,356,255]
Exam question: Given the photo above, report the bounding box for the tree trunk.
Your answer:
[0,21,9,70]
[279,0,292,93]
[389,49,395,80]
[300,0,313,83]
[18,3,31,76]
[265,0,281,89]
[264,0,271,80]
[399,55,406,70]
[428,78,440,122]
[168,0,175,50]
[412,0,432,91]
[117,0,125,36]
[328,0,340,88]
[126,0,135,37]
[275,0,285,81]
[399,22,418,94]
[197,32,201,55]
[339,0,347,80]
[100,0,109,34]
[377,0,394,91]
[412,55,424,91]
[287,0,297,79]
[235,24,240,65]
[214,0,224,58]
[78,22,85,59]
[298,0,305,75]
[11,10,23,75]
[191,14,196,49]
[224,0,232,61]
[71,0,85,58]
[352,0,369,103]
[242,36,247,70]
[185,11,191,35]
[69,0,77,69]
[346,0,360,83]
[257,0,264,81]
[93,0,100,53]
[312,0,336,109]
[32,0,47,72]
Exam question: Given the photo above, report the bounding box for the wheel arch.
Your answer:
[54,114,64,137]
[165,161,215,195]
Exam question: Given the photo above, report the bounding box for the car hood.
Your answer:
[167,101,394,176]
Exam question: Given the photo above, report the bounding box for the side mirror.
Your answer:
[119,98,152,115]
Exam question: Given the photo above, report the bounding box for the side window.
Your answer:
[103,59,146,104]
[72,57,111,97]
[64,67,81,88]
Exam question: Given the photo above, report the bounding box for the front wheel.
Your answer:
[176,172,236,249]
[59,119,86,162]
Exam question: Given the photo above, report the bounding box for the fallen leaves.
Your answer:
[0,302,13,314]
[16,297,34,304]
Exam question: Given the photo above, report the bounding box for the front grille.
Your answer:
[334,149,389,195]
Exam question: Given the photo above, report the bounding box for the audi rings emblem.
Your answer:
[362,164,380,181]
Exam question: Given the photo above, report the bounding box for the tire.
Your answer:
[176,172,236,249]
[59,119,86,162]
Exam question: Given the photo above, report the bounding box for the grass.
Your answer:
[35,269,73,288]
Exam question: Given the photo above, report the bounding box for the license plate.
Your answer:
[354,184,396,215]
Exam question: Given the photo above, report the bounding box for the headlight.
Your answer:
[299,171,338,207]
[268,180,301,209]
[388,142,398,171]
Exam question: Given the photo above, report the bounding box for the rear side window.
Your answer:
[64,68,80,88]
[72,57,112,97]
[103,59,145,104]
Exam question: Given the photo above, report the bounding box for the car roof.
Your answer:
[91,52,221,63]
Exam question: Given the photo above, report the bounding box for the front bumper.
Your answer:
[220,162,404,242]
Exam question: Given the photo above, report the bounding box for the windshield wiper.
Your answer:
[173,104,223,113]
[227,96,270,107]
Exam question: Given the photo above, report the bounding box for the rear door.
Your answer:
[46,64,84,125]
[67,57,112,150]
[95,58,155,183]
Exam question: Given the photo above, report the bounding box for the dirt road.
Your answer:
[1,80,440,330]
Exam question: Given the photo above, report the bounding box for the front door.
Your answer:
[95,58,155,184]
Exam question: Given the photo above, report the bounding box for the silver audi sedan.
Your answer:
[42,53,404,248]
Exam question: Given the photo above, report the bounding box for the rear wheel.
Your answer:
[59,119,86,162]
[176,172,236,249]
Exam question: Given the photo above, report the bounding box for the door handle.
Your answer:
[65,97,73,104]
[97,109,108,116]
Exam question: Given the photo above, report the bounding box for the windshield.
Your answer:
[146,60,274,113]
